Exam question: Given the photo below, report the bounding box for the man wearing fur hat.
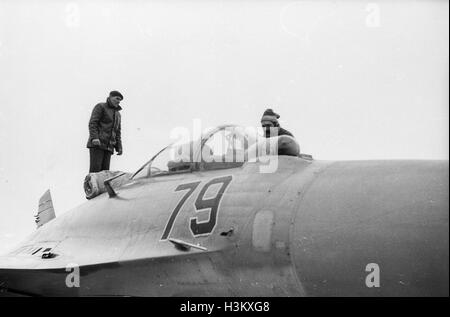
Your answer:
[86,90,124,173]
[260,108,294,138]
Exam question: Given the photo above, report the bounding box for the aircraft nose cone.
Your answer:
[290,160,449,296]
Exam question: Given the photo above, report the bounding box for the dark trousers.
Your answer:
[89,148,112,173]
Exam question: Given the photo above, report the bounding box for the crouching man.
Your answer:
[260,108,294,138]
[259,108,299,156]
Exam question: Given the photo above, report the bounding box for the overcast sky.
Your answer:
[0,0,448,254]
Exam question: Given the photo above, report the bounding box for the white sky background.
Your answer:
[0,0,448,254]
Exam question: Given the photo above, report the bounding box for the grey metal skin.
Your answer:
[0,157,448,296]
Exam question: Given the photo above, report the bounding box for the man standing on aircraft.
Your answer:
[260,108,294,138]
[86,90,123,173]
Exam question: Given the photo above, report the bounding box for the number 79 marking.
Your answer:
[160,175,233,240]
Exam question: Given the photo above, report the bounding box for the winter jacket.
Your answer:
[86,98,122,154]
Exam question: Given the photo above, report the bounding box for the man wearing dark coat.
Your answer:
[86,90,123,173]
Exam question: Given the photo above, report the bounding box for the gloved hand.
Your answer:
[92,139,101,146]
[117,149,123,155]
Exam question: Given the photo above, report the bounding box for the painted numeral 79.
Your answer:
[160,175,233,240]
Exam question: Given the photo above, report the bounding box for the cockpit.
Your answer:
[131,124,304,179]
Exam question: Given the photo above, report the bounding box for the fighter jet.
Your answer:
[0,124,448,296]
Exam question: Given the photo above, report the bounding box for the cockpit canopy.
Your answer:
[132,124,302,179]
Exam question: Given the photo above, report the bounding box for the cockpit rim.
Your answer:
[131,124,250,180]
